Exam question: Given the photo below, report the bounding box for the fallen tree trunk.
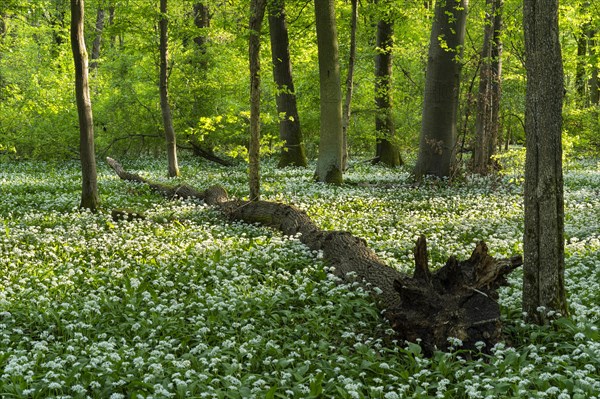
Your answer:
[106,157,522,354]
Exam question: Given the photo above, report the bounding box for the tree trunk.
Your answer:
[71,0,99,212]
[0,12,5,90]
[588,31,600,105]
[576,26,588,101]
[341,0,358,170]
[108,5,117,48]
[90,3,105,70]
[373,9,402,167]
[193,2,210,54]
[414,0,468,179]
[473,0,502,175]
[159,0,180,177]
[489,2,503,160]
[249,0,267,201]
[268,0,307,168]
[107,157,523,354]
[522,0,568,324]
[314,0,344,184]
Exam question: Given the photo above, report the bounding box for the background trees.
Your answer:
[0,0,597,166]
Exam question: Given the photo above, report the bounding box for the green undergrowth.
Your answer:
[0,155,599,398]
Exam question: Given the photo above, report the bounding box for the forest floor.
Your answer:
[0,150,599,398]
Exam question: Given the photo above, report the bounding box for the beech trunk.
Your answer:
[249,0,266,201]
[159,0,180,177]
[71,0,99,212]
[473,0,502,175]
[90,3,105,70]
[268,0,307,168]
[314,0,343,184]
[341,0,358,170]
[414,0,468,179]
[522,0,568,324]
[373,11,402,167]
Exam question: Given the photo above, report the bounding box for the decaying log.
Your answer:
[106,157,522,354]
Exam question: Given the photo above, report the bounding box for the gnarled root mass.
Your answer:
[106,157,522,354]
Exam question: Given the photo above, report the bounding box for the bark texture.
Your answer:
[314,0,343,184]
[249,0,267,201]
[71,0,99,212]
[414,0,468,179]
[522,0,568,324]
[159,0,180,177]
[373,11,402,167]
[268,0,307,168]
[107,157,522,354]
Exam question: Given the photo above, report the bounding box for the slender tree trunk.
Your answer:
[576,27,588,101]
[71,0,99,211]
[90,3,105,70]
[193,2,210,71]
[373,10,402,167]
[268,0,307,168]
[341,0,358,170]
[0,13,5,90]
[523,0,568,324]
[314,0,343,184]
[588,31,600,105]
[108,5,117,48]
[414,0,468,179]
[473,0,502,175]
[0,12,5,38]
[193,2,210,51]
[489,2,503,160]
[159,0,179,177]
[249,0,267,201]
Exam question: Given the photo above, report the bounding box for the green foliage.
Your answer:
[0,0,598,162]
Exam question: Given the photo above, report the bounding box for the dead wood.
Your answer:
[106,157,522,354]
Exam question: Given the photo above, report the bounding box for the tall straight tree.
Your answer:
[249,0,266,200]
[522,0,568,324]
[414,0,468,179]
[71,0,99,211]
[373,5,402,167]
[268,0,307,168]
[341,0,358,170]
[159,0,179,177]
[473,0,503,174]
[314,0,343,184]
